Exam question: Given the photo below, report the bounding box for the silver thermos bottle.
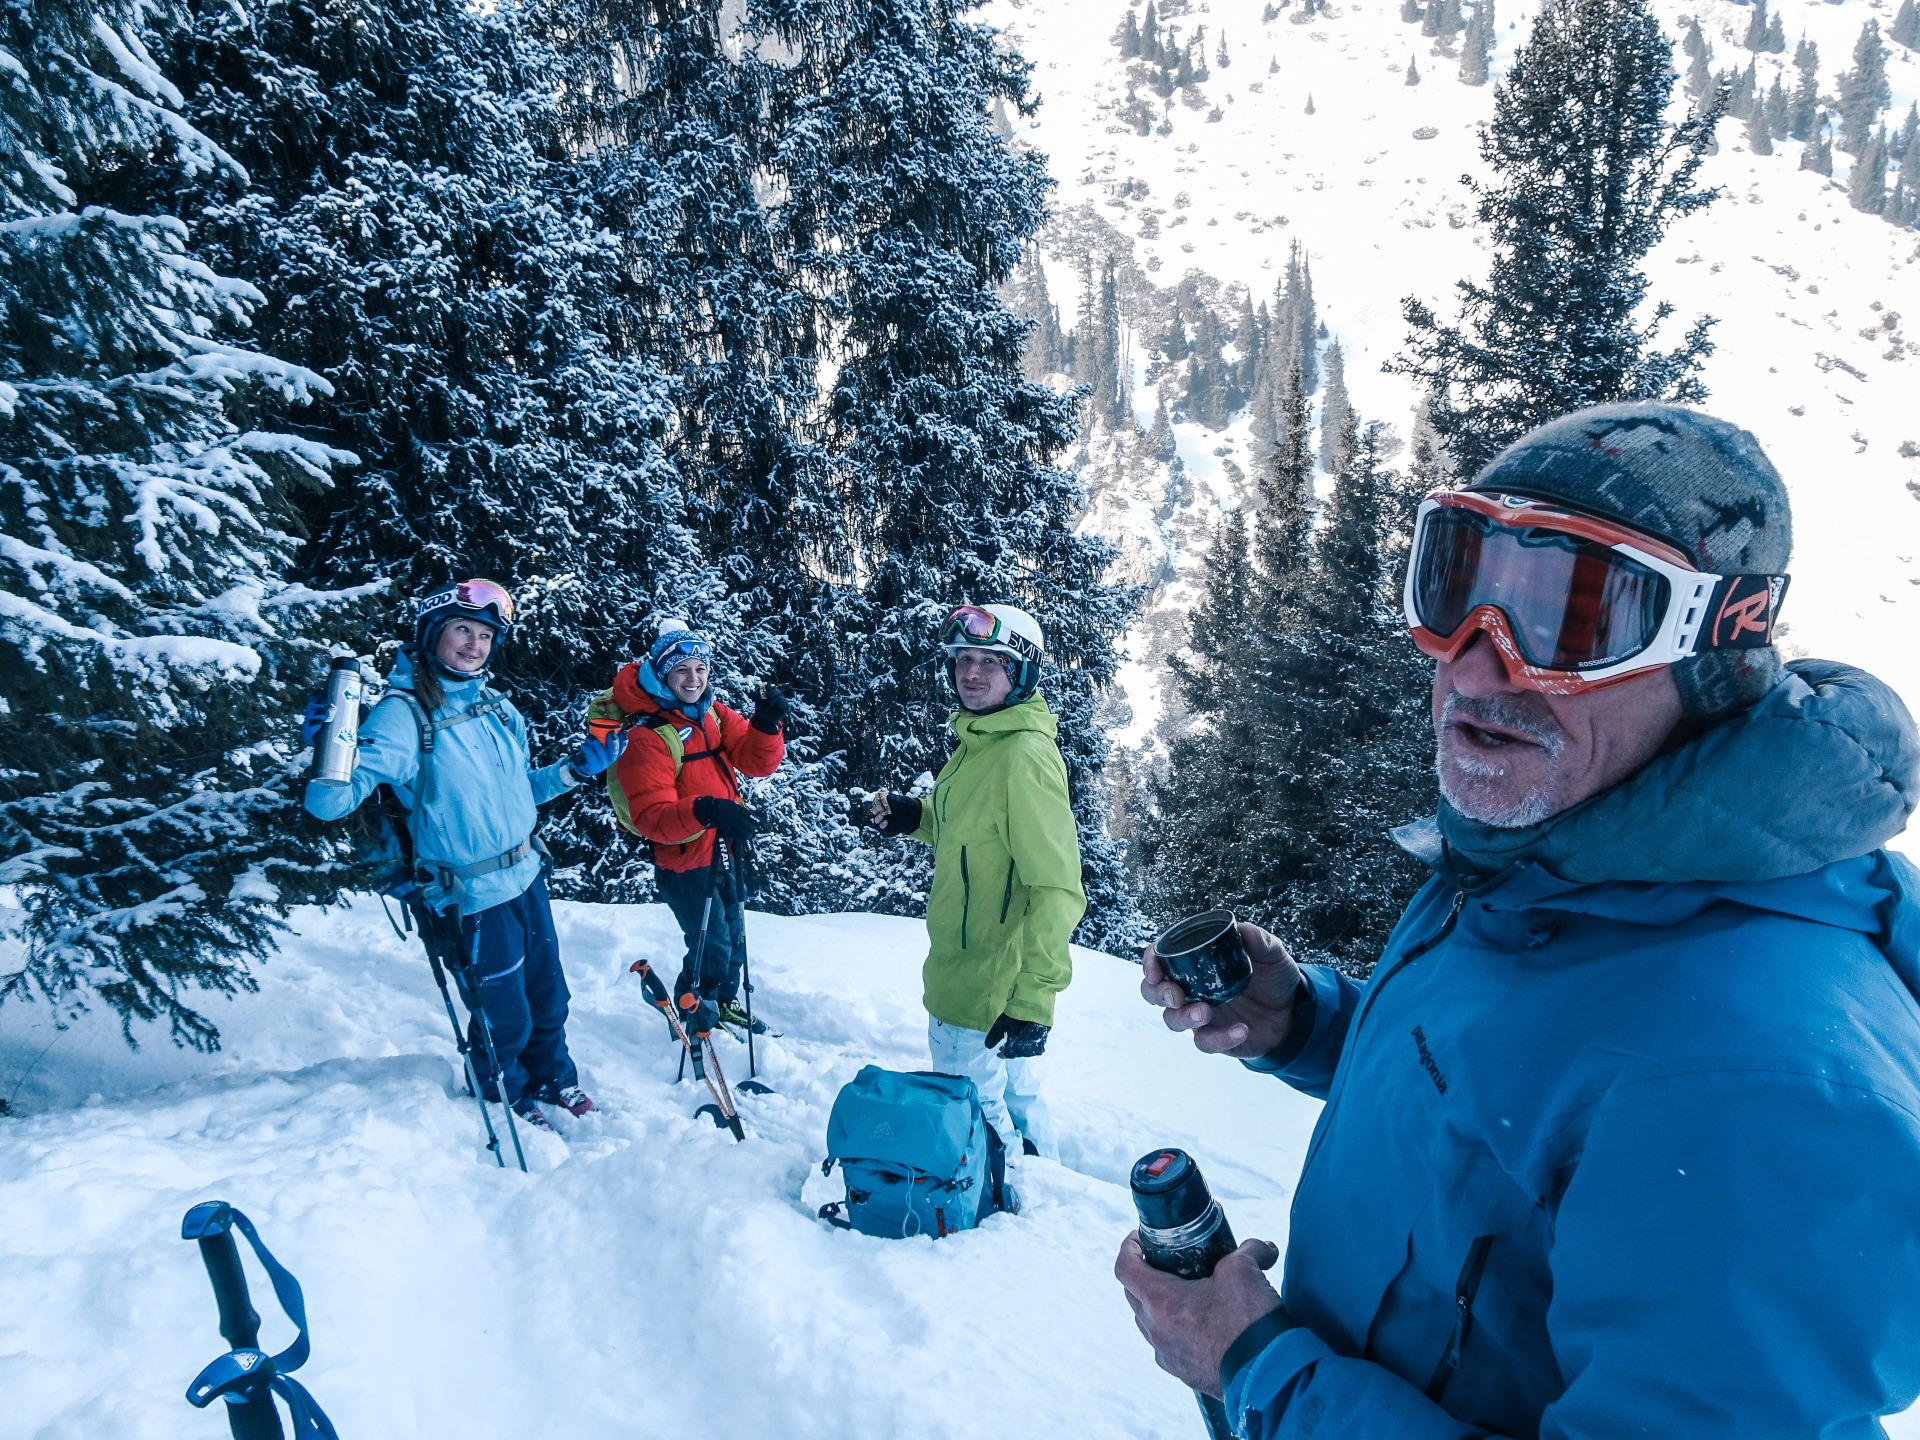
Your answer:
[310,655,366,786]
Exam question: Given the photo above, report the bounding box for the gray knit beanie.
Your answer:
[1468,402,1793,722]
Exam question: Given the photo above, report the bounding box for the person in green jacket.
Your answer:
[864,603,1086,1161]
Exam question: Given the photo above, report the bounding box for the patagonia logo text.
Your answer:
[1412,1026,1449,1095]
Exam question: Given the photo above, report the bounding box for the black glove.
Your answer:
[751,686,790,735]
[693,794,759,842]
[860,792,922,836]
[984,1014,1049,1058]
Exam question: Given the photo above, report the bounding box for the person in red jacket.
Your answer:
[610,619,786,1038]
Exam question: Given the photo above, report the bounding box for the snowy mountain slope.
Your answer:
[992,0,1920,764]
[0,898,1320,1438]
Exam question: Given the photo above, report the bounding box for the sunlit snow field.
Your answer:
[0,900,1323,1438]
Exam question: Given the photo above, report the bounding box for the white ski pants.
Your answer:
[927,1015,1059,1161]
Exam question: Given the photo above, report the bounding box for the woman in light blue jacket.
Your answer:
[304,580,624,1130]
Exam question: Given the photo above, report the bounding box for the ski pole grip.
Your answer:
[184,1203,262,1352]
[181,1202,286,1440]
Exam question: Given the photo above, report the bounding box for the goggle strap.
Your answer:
[1699,574,1790,651]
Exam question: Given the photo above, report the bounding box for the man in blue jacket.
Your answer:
[304,580,625,1131]
[1119,404,1920,1436]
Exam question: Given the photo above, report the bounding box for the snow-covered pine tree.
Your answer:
[1744,0,1771,54]
[1009,250,1071,379]
[1136,505,1258,927]
[1802,112,1834,175]
[1893,0,1920,51]
[1894,106,1919,166]
[1725,60,1757,123]
[1406,53,1422,85]
[1837,21,1891,155]
[1254,414,1431,971]
[1763,76,1789,142]
[1789,38,1820,140]
[1679,15,1706,63]
[755,0,1141,942]
[1888,137,1920,228]
[166,0,708,905]
[1184,293,1238,428]
[1120,9,1141,57]
[1395,0,1721,479]
[1684,44,1714,107]
[1235,291,1262,400]
[1217,30,1230,68]
[1849,126,1890,214]
[1319,341,1352,473]
[1,0,361,1045]
[1460,0,1495,86]
[1146,393,1178,463]
[1746,102,1773,155]
[1142,359,1311,930]
[1281,242,1319,394]
[1074,260,1129,429]
[1402,0,1423,24]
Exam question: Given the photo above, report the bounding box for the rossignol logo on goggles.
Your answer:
[1709,574,1789,649]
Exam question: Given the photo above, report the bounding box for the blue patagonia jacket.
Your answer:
[1228,661,1920,1438]
[304,651,574,916]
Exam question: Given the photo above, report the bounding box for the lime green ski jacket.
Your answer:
[911,693,1086,1031]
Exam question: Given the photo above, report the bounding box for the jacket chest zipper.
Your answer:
[1298,890,1467,1178]
[1425,1234,1495,1402]
[959,846,970,949]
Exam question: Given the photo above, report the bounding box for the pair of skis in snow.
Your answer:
[627,958,771,1142]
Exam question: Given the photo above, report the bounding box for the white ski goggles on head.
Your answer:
[1404,490,1789,695]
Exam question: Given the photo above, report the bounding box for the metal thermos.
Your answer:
[310,655,365,786]
[1131,1148,1238,1440]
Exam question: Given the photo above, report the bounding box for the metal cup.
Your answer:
[1153,909,1253,1005]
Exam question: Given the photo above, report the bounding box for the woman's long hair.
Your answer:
[404,644,446,713]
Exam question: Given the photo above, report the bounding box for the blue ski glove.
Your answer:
[566,728,627,782]
[985,1014,1049,1058]
[300,693,332,747]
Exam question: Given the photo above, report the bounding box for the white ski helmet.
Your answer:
[941,603,1045,707]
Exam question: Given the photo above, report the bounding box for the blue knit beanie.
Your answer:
[640,618,714,716]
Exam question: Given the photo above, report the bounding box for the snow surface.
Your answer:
[995,0,1920,792]
[0,898,1323,1438]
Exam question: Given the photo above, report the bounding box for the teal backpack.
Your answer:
[819,1066,1015,1238]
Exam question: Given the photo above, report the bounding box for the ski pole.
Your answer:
[183,1206,284,1440]
[451,929,527,1173]
[722,839,771,1095]
[408,895,504,1167]
[181,1202,339,1440]
[670,864,719,1089]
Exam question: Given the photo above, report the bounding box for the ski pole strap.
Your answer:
[182,1201,337,1438]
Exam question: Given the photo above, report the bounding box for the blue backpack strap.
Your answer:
[384,687,437,808]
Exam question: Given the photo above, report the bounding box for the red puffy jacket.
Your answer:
[609,662,784,872]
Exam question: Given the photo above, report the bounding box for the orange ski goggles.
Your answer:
[1404,491,1789,695]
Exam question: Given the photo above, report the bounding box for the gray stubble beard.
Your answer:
[1435,690,1570,830]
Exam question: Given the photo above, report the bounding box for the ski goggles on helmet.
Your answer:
[940,605,1040,663]
[417,578,515,635]
[650,633,713,678]
[1404,491,1789,695]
